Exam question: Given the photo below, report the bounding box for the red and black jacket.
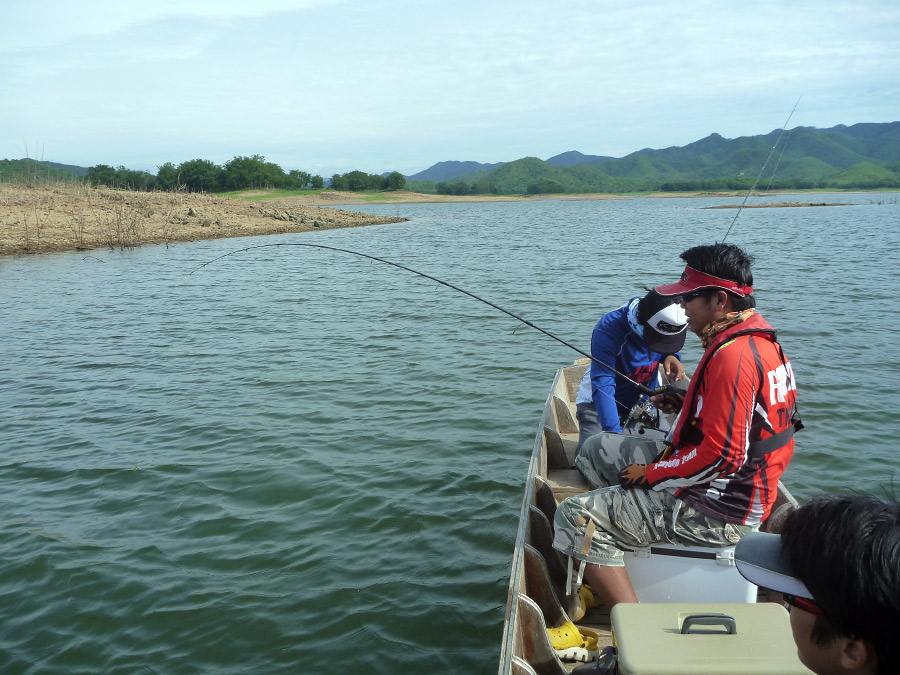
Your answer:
[645,313,801,526]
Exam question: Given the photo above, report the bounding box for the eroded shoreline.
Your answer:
[0,184,408,256]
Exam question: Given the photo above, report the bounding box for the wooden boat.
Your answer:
[498,361,799,675]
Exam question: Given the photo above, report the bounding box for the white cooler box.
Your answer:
[624,542,757,603]
[612,602,813,674]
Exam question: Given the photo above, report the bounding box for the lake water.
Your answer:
[1,193,898,673]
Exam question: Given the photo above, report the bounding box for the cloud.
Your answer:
[1,0,898,174]
[0,0,346,52]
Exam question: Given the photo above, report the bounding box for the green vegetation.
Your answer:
[218,188,325,200]
[142,155,327,193]
[430,158,658,195]
[428,122,900,195]
[2,154,409,196]
[0,158,83,184]
[2,154,331,194]
[68,155,329,193]
[87,164,157,191]
[3,122,899,197]
[828,162,900,189]
[406,179,437,193]
[328,170,406,191]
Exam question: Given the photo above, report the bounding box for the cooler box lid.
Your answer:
[612,602,813,675]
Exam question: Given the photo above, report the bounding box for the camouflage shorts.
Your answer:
[574,431,665,488]
[552,432,754,567]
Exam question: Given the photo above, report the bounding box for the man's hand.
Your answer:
[618,463,649,489]
[649,386,685,414]
[662,355,685,381]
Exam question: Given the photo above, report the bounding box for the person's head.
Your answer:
[654,243,756,334]
[735,494,900,674]
[634,290,687,354]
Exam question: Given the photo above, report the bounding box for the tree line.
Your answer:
[329,170,406,191]
[84,155,406,193]
[86,155,325,193]
[433,177,569,195]
[423,170,900,196]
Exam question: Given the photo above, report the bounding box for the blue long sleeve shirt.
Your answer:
[588,299,672,433]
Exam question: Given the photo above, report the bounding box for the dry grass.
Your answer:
[0,181,407,256]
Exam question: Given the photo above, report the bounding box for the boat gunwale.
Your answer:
[497,365,566,674]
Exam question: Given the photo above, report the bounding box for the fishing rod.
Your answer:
[763,125,794,195]
[721,96,802,242]
[190,242,663,397]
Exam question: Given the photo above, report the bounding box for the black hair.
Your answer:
[781,493,900,672]
[680,243,756,310]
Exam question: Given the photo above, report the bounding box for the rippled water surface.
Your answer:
[2,194,898,673]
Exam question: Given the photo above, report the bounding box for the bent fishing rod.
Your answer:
[721,96,802,242]
[190,242,663,397]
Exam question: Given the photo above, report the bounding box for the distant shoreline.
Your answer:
[262,189,627,206]
[2,184,887,256]
[701,201,851,209]
[268,187,893,206]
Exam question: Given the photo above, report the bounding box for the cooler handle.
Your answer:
[680,614,737,634]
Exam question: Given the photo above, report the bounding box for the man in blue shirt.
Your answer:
[575,290,687,448]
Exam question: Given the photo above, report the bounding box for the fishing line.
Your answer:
[763,125,794,194]
[721,96,801,242]
[190,242,658,396]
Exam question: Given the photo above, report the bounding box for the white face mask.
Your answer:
[626,298,644,337]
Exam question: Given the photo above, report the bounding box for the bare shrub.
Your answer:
[97,204,144,251]
[68,212,88,249]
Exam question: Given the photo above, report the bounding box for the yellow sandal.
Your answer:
[547,620,600,663]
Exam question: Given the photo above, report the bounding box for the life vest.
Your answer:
[670,313,802,456]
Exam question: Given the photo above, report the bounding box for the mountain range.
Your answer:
[405,122,900,193]
[4,122,899,193]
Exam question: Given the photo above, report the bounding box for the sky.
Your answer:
[2,0,898,178]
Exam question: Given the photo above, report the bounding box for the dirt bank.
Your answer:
[0,183,408,256]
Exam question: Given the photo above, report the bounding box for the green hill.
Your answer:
[436,122,900,194]
[829,162,900,188]
[477,157,589,194]
[0,158,87,183]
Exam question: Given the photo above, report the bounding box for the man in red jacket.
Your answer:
[552,243,801,610]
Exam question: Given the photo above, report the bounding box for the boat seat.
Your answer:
[552,395,578,434]
[543,426,572,470]
[532,476,558,526]
[523,544,568,627]
[527,506,567,595]
[513,593,569,675]
[543,469,591,503]
[510,655,538,675]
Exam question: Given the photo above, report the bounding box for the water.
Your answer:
[1,193,898,673]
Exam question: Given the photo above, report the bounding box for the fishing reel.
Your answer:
[623,383,686,437]
[624,398,664,435]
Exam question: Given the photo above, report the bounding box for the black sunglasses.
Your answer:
[680,289,711,303]
[783,593,826,617]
